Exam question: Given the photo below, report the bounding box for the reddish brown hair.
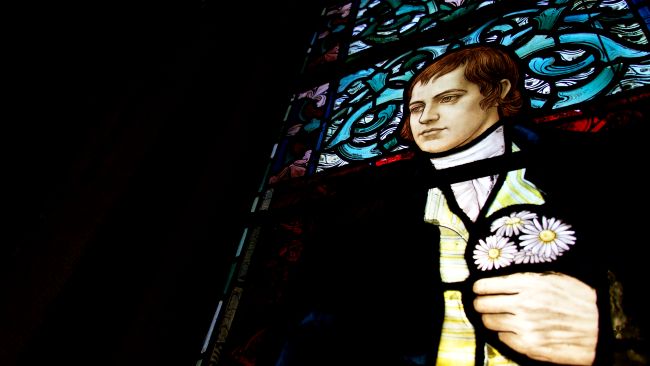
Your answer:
[401,45,523,141]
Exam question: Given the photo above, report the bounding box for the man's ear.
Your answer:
[499,79,512,99]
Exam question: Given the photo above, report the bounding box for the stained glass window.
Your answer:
[202,1,650,365]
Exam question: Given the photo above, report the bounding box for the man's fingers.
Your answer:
[481,313,518,332]
[474,273,599,366]
[474,294,517,313]
[473,273,533,295]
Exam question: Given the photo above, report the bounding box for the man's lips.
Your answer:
[420,127,445,136]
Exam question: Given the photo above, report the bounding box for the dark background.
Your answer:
[3,1,324,365]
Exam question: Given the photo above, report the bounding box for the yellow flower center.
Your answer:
[505,217,522,225]
[488,248,501,259]
[539,229,556,243]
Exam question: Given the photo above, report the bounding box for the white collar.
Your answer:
[430,126,506,169]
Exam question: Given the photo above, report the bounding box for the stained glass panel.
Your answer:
[268,83,330,184]
[348,0,505,58]
[303,3,354,73]
[216,217,306,365]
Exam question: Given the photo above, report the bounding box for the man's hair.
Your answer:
[400,45,524,141]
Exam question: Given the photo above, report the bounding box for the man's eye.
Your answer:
[409,105,423,113]
[440,95,458,103]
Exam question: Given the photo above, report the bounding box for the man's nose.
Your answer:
[420,105,440,124]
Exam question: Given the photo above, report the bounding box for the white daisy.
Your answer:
[513,249,556,264]
[519,216,576,258]
[490,210,538,237]
[473,235,518,271]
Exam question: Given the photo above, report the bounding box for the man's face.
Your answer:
[408,65,500,154]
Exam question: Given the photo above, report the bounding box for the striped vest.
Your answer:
[424,158,545,365]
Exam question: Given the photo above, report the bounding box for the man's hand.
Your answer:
[473,272,598,365]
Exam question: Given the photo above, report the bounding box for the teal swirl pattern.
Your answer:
[317,0,650,171]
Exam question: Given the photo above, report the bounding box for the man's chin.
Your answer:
[418,142,447,154]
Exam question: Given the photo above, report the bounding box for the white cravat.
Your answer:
[431,126,505,221]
